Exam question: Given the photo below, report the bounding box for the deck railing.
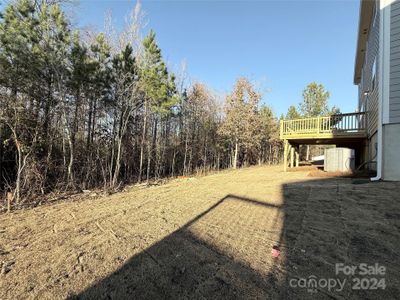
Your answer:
[280,112,366,139]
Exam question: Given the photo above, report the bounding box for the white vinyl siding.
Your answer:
[359,1,380,136]
[390,0,400,123]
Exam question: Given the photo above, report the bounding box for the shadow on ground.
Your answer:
[72,178,400,299]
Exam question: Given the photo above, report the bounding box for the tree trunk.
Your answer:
[72,87,81,147]
[112,137,122,188]
[62,106,74,186]
[183,131,189,175]
[87,97,93,148]
[113,102,134,188]
[233,139,238,169]
[171,148,176,177]
[146,133,151,183]
[14,143,22,203]
[203,137,207,173]
[67,136,74,186]
[91,99,97,145]
[43,79,52,139]
[138,102,148,183]
[109,107,118,186]
[146,117,158,183]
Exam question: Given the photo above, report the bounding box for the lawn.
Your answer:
[0,166,399,299]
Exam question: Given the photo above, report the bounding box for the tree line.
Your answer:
[0,0,282,206]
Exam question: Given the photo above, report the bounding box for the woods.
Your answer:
[0,0,282,207]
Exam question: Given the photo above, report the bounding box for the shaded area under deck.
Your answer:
[280,112,367,171]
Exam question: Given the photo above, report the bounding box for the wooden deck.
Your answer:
[280,112,367,171]
[280,112,367,140]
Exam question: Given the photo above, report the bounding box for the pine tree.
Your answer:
[286,105,301,119]
[300,82,330,117]
[297,82,340,161]
[139,30,178,182]
[110,44,138,187]
[88,33,112,148]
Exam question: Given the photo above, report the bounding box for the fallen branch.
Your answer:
[95,221,119,242]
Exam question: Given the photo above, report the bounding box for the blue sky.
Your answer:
[75,0,360,117]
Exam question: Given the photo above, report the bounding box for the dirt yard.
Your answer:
[0,166,399,299]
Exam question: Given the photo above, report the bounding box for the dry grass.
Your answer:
[0,165,399,299]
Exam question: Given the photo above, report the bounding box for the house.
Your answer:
[279,0,400,181]
[355,0,400,180]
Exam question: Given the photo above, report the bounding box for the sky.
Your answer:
[74,0,360,117]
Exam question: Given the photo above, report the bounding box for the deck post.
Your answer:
[290,146,294,168]
[283,139,288,172]
[295,147,299,167]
